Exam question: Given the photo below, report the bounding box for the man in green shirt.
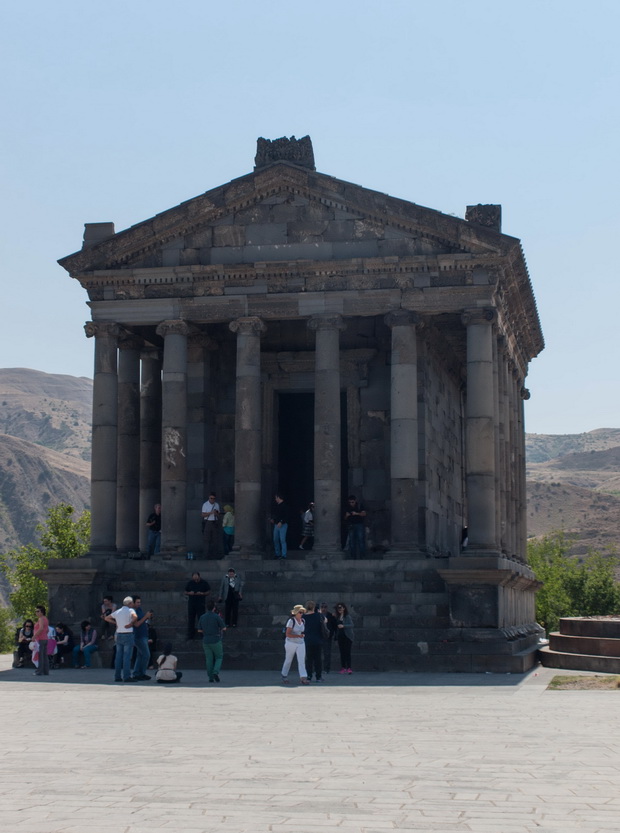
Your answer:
[197,600,226,683]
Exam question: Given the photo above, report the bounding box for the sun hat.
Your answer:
[290,604,306,615]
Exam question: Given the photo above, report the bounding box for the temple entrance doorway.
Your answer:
[276,391,349,551]
[277,392,314,549]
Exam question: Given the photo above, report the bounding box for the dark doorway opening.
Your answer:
[277,391,349,550]
[277,392,314,549]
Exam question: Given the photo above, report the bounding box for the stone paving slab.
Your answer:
[1,655,620,833]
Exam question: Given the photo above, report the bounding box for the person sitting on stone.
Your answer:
[155,643,183,684]
[54,623,74,668]
[72,620,99,668]
[15,619,35,667]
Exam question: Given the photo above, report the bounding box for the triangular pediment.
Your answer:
[59,163,514,274]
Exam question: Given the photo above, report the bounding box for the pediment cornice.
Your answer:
[59,163,513,276]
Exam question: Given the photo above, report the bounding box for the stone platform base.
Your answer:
[539,616,620,674]
[38,551,541,674]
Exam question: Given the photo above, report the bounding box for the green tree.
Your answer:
[528,531,620,633]
[0,504,90,624]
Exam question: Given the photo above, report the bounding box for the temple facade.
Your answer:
[55,137,545,671]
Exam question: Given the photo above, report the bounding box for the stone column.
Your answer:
[156,320,189,551]
[462,308,498,551]
[139,348,162,553]
[308,314,346,550]
[518,386,530,563]
[229,317,266,552]
[84,321,119,551]
[116,335,141,553]
[385,310,420,549]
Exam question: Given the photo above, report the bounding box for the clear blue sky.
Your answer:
[1,0,619,435]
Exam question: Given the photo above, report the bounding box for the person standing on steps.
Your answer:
[202,492,222,558]
[197,600,226,683]
[270,493,289,559]
[146,503,161,556]
[299,501,314,551]
[302,600,324,682]
[335,602,354,674]
[185,572,211,639]
[218,568,243,627]
[344,495,366,559]
[319,601,336,674]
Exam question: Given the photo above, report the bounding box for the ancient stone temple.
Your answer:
[52,135,545,672]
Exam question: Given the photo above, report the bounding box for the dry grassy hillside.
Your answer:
[0,434,90,551]
[0,367,91,461]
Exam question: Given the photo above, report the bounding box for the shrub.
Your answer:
[528,531,620,633]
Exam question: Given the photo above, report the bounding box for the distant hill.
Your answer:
[0,368,92,461]
[526,429,620,556]
[0,434,89,551]
[0,369,92,552]
[525,428,620,463]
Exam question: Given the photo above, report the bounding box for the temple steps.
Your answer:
[539,617,620,673]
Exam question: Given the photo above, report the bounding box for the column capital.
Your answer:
[384,310,421,329]
[229,316,266,337]
[520,387,531,401]
[156,319,190,338]
[461,308,497,327]
[84,321,120,339]
[307,313,346,332]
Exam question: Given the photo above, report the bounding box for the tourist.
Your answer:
[105,596,137,682]
[185,571,211,639]
[130,596,153,681]
[72,620,99,668]
[146,503,162,556]
[218,568,243,627]
[197,600,226,683]
[147,619,158,669]
[222,504,235,554]
[155,643,183,684]
[344,495,366,559]
[270,493,289,559]
[100,595,117,640]
[335,602,354,673]
[319,601,336,674]
[33,605,50,677]
[299,501,314,550]
[54,623,74,667]
[302,601,324,682]
[281,604,309,685]
[15,619,34,667]
[202,492,222,558]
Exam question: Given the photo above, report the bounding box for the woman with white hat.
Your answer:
[281,604,309,685]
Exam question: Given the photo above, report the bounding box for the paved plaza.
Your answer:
[1,654,619,833]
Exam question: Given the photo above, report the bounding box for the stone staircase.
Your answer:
[76,551,538,673]
[539,616,620,673]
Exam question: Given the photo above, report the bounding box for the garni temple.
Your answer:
[49,136,545,671]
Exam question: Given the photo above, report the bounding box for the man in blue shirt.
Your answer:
[130,596,153,681]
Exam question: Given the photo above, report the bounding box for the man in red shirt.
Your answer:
[33,605,50,676]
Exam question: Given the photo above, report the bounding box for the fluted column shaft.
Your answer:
[157,320,189,551]
[230,317,266,551]
[462,309,498,550]
[308,314,346,550]
[85,321,119,551]
[139,348,162,553]
[385,311,420,549]
[116,338,141,552]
